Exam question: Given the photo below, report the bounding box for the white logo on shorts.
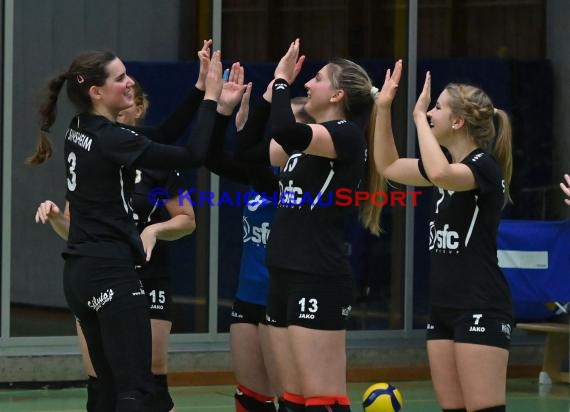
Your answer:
[87,289,114,312]
[231,310,243,319]
[132,280,145,297]
[469,326,486,332]
[501,322,512,340]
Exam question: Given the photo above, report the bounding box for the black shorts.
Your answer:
[230,298,266,325]
[63,255,154,398]
[426,306,513,350]
[64,256,149,320]
[141,277,172,321]
[266,267,354,330]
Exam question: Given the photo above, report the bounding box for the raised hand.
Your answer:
[204,50,223,101]
[560,174,570,206]
[375,60,403,110]
[274,38,305,84]
[196,39,213,91]
[235,82,253,131]
[414,71,432,117]
[35,200,61,224]
[262,79,275,103]
[218,62,247,115]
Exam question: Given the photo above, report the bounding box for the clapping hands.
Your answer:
[274,38,305,84]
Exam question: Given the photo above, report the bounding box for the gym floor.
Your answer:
[0,379,568,411]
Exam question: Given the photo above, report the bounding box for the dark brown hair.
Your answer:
[28,50,117,165]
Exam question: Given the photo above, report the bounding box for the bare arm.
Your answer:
[35,200,70,240]
[268,139,289,167]
[413,72,476,191]
[560,173,570,206]
[140,192,196,262]
[373,60,431,187]
[303,124,337,158]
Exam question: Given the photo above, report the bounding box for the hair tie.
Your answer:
[76,75,85,84]
[370,86,379,99]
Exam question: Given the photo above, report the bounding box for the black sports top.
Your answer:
[265,80,366,275]
[63,98,217,264]
[419,149,512,312]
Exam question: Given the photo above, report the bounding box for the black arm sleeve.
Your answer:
[130,86,206,144]
[205,112,278,191]
[247,164,279,195]
[133,100,217,169]
[269,79,313,154]
[235,98,271,162]
[204,113,250,185]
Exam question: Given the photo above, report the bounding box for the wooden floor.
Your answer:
[0,378,569,411]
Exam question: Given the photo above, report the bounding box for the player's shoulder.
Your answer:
[321,119,361,136]
[464,149,497,166]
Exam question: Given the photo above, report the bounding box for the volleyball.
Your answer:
[362,382,403,412]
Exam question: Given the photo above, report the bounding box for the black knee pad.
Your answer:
[305,396,351,412]
[277,398,288,412]
[473,407,505,412]
[87,375,116,412]
[142,374,174,412]
[306,406,350,412]
[281,397,305,412]
[116,390,149,412]
[234,385,276,412]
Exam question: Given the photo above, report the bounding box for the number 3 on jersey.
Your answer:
[67,152,77,191]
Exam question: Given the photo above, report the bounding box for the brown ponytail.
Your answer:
[360,104,386,235]
[27,72,67,165]
[493,108,513,203]
[328,58,384,235]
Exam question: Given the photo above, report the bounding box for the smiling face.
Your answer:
[426,89,460,145]
[93,58,134,115]
[303,64,337,118]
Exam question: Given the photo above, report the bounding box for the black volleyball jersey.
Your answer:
[131,168,183,279]
[63,113,152,264]
[266,120,366,275]
[421,148,512,312]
